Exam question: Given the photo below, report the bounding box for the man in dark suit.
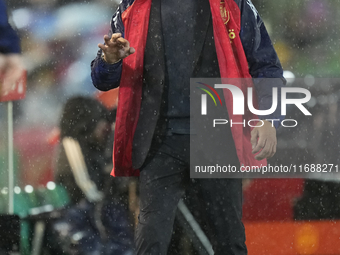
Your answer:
[91,0,284,254]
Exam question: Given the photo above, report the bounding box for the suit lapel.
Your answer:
[191,0,212,74]
[132,0,166,168]
[144,0,165,81]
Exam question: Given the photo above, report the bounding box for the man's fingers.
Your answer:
[252,136,265,154]
[98,33,135,62]
[103,33,122,47]
[254,150,267,161]
[116,37,130,49]
[121,45,135,58]
[111,33,122,42]
[250,129,258,150]
[254,139,277,160]
[98,43,107,51]
[100,35,130,51]
[269,141,277,158]
[252,121,277,160]
[254,140,272,160]
[103,35,111,44]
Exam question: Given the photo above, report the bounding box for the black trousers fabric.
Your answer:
[134,134,247,255]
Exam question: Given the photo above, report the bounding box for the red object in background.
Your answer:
[14,127,56,186]
[245,220,340,255]
[242,179,304,221]
[95,88,119,110]
[0,70,27,102]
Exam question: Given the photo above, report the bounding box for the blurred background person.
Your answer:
[0,0,24,96]
[48,96,134,255]
[55,96,111,204]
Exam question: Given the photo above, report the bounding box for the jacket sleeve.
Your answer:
[0,0,20,54]
[91,5,125,91]
[239,0,285,128]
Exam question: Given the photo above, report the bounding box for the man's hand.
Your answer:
[0,54,25,96]
[250,120,277,160]
[98,33,135,64]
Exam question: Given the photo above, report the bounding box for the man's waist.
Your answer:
[166,117,192,135]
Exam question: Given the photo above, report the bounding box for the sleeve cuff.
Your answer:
[259,116,284,129]
[99,57,122,72]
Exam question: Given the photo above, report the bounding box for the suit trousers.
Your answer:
[135,134,247,255]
